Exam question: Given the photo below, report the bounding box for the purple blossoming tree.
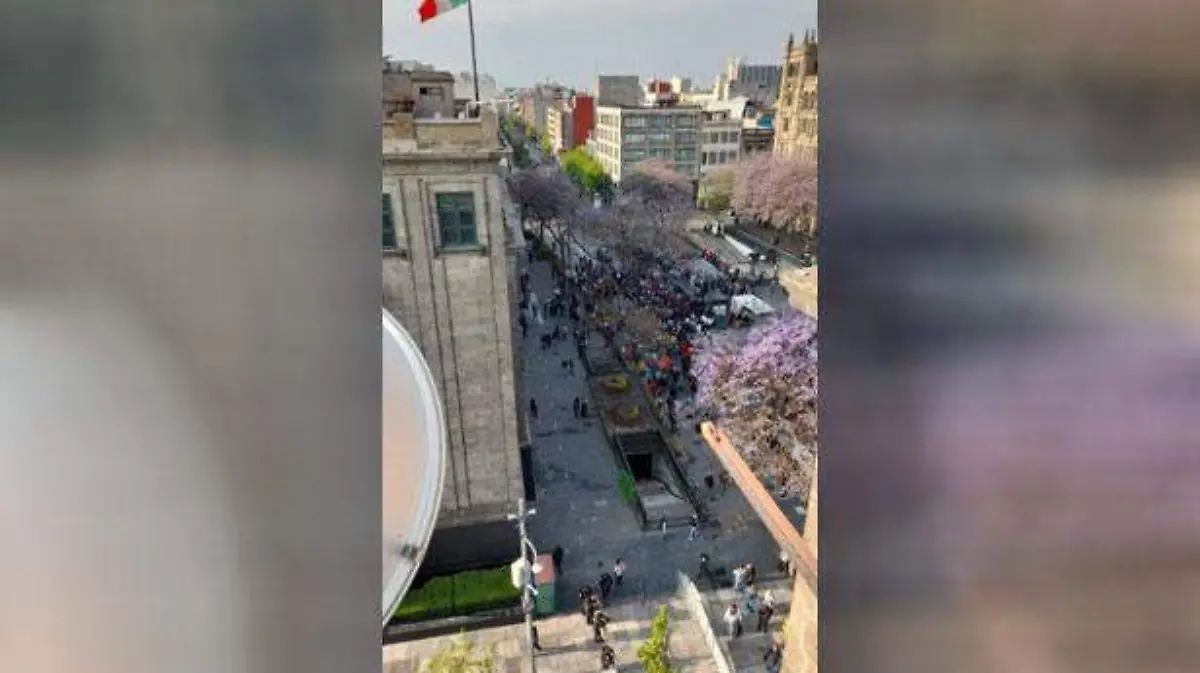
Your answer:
[611,159,695,259]
[695,311,818,497]
[732,155,818,235]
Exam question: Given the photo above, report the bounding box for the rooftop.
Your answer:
[382,110,503,156]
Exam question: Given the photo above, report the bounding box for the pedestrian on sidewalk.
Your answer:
[579,399,589,418]
[756,599,776,633]
[600,644,616,671]
[598,570,614,601]
[585,592,600,625]
[687,514,700,541]
[552,545,564,574]
[722,603,742,640]
[579,585,594,620]
[732,564,747,592]
[613,558,626,588]
[659,516,668,540]
[745,562,757,586]
[763,642,783,673]
[572,397,582,418]
[531,624,543,652]
[696,553,712,586]
[529,397,538,421]
[592,610,610,643]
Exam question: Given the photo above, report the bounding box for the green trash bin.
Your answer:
[533,554,557,616]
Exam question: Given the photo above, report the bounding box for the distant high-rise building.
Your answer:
[774,31,818,161]
[595,75,642,108]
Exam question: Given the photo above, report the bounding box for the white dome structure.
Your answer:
[381,308,447,625]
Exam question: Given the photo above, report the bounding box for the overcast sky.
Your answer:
[383,0,817,91]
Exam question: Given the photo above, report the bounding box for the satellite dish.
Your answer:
[381,308,447,626]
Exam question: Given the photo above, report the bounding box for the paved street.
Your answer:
[518,254,791,667]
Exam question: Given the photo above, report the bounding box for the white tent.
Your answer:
[731,294,776,317]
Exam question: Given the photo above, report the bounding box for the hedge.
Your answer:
[392,567,521,623]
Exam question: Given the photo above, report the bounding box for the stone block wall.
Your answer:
[383,152,522,530]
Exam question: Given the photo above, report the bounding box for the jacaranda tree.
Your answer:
[732,154,817,235]
[613,159,695,259]
[695,311,818,497]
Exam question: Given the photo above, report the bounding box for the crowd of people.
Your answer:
[573,558,628,672]
[517,236,790,671]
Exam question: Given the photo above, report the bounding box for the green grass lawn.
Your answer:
[392,567,521,623]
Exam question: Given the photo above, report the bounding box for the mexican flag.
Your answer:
[418,0,469,22]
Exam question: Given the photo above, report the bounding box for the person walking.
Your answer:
[600,644,617,672]
[529,397,538,421]
[573,397,582,418]
[756,597,776,633]
[763,642,783,673]
[579,399,589,418]
[551,545,564,574]
[744,562,757,587]
[613,558,626,588]
[592,610,610,643]
[696,553,714,588]
[598,571,614,601]
[659,516,668,540]
[732,564,747,592]
[722,603,742,640]
[531,624,544,652]
[687,514,700,541]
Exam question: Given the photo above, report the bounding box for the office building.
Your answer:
[586,101,702,182]
[596,75,642,108]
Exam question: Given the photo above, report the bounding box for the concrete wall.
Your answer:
[382,152,523,531]
[783,463,818,673]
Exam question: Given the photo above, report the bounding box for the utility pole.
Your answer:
[509,498,538,673]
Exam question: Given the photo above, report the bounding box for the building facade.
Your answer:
[586,103,702,182]
[382,67,527,574]
[545,94,596,155]
[716,57,783,108]
[596,75,642,108]
[699,106,742,174]
[741,126,776,156]
[774,32,819,161]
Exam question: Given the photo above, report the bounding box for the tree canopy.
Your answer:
[610,160,695,258]
[561,147,614,201]
[695,312,818,497]
[698,166,736,213]
[506,167,581,226]
[732,154,817,234]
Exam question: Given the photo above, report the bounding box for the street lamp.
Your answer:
[508,498,539,672]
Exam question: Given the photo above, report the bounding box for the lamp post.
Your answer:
[508,498,539,673]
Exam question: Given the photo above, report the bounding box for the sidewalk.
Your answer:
[383,599,719,673]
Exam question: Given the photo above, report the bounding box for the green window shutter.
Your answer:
[382,193,397,248]
[435,192,477,248]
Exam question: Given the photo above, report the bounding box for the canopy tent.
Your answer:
[731,294,777,317]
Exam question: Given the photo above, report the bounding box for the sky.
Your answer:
[383,0,817,91]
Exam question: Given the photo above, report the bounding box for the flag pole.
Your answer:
[467,0,481,102]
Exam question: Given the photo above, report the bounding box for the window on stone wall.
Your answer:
[435,192,478,248]
[382,193,398,249]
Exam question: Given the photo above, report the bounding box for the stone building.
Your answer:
[774,32,819,161]
[382,65,528,574]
